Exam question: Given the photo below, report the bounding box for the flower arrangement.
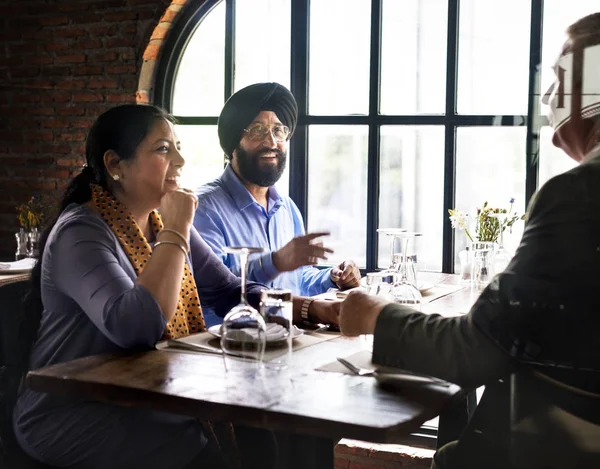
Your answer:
[16,196,47,231]
[448,198,526,243]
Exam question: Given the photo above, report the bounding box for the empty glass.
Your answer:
[391,232,423,311]
[471,241,496,290]
[365,271,393,299]
[259,289,293,371]
[220,247,267,377]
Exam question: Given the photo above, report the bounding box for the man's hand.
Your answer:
[310,300,341,325]
[272,232,334,272]
[330,260,361,290]
[339,290,389,337]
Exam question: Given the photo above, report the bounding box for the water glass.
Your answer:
[260,289,293,371]
[365,272,393,299]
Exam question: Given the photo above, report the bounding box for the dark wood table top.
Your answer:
[25,272,468,444]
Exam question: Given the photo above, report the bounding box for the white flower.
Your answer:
[450,211,469,230]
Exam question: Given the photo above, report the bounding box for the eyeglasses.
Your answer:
[243,124,290,143]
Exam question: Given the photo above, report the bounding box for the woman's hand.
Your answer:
[159,188,198,235]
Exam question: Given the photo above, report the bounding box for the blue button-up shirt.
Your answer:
[194,165,335,311]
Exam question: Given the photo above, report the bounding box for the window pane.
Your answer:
[234,0,291,91]
[380,0,447,115]
[540,1,600,117]
[177,125,225,191]
[307,126,368,267]
[455,128,527,265]
[457,1,531,115]
[379,126,444,272]
[172,3,225,116]
[309,0,371,115]
[538,127,578,187]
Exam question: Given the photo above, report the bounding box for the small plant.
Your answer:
[449,198,526,243]
[16,196,47,231]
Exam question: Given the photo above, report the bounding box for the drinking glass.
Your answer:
[488,213,512,274]
[259,289,293,371]
[391,232,423,311]
[471,241,496,290]
[365,271,393,299]
[220,247,267,376]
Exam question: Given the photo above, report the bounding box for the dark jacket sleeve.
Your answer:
[372,162,600,389]
[189,226,265,317]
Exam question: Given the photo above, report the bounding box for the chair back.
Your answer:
[510,367,600,469]
[0,278,54,468]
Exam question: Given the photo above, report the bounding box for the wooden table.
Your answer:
[0,273,29,287]
[25,272,473,468]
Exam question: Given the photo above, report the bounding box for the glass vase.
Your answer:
[15,228,28,260]
[471,241,497,290]
[27,227,40,258]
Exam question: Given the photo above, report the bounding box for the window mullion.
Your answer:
[525,0,544,208]
[442,0,460,273]
[366,0,383,271]
[290,0,310,223]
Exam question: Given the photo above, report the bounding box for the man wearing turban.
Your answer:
[194,83,360,326]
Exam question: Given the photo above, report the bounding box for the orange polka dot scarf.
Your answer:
[91,184,206,339]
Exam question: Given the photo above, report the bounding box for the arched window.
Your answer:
[154,0,596,273]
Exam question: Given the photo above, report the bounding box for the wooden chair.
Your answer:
[0,278,55,469]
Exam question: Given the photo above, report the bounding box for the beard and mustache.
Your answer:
[234,145,287,187]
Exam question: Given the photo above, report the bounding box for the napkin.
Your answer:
[0,258,36,271]
[226,323,289,342]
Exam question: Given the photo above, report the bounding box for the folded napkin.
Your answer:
[0,258,36,271]
[225,323,289,342]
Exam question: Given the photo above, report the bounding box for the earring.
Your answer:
[112,174,120,181]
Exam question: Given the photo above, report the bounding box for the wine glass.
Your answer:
[220,246,267,377]
[391,232,423,311]
[377,228,407,272]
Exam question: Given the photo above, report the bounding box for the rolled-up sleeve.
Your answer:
[189,227,265,318]
[51,218,166,349]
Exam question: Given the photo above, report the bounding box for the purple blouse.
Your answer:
[13,204,265,469]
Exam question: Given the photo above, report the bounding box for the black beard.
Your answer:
[234,145,287,187]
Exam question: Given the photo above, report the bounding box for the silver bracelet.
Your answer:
[153,240,188,258]
[158,228,189,253]
[301,298,315,322]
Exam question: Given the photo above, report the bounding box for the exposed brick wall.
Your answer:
[0,0,192,259]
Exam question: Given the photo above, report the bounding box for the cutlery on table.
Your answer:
[336,357,451,387]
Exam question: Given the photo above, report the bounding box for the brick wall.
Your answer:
[0,0,189,260]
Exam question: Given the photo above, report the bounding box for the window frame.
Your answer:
[154,0,547,273]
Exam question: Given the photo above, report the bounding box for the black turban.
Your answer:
[218,82,298,158]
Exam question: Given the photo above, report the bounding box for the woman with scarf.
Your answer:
[339,12,600,469]
[12,104,281,469]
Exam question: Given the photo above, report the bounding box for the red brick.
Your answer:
[55,79,85,90]
[348,462,385,469]
[55,27,86,38]
[107,94,136,103]
[40,144,71,154]
[104,12,138,22]
[74,39,103,50]
[29,180,57,191]
[44,41,71,52]
[119,50,135,61]
[39,16,69,26]
[71,65,103,76]
[143,43,161,60]
[150,24,170,41]
[42,169,70,179]
[50,93,72,103]
[89,52,118,63]
[56,106,85,116]
[106,64,136,74]
[29,56,54,65]
[57,157,84,167]
[55,54,86,64]
[160,7,181,23]
[11,67,40,78]
[335,456,351,468]
[71,118,95,128]
[27,131,53,142]
[73,92,103,103]
[87,79,119,89]
[105,37,137,48]
[43,66,72,77]
[57,132,86,142]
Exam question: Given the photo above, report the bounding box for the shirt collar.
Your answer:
[221,163,285,213]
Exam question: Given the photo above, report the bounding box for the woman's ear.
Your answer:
[103,150,121,180]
